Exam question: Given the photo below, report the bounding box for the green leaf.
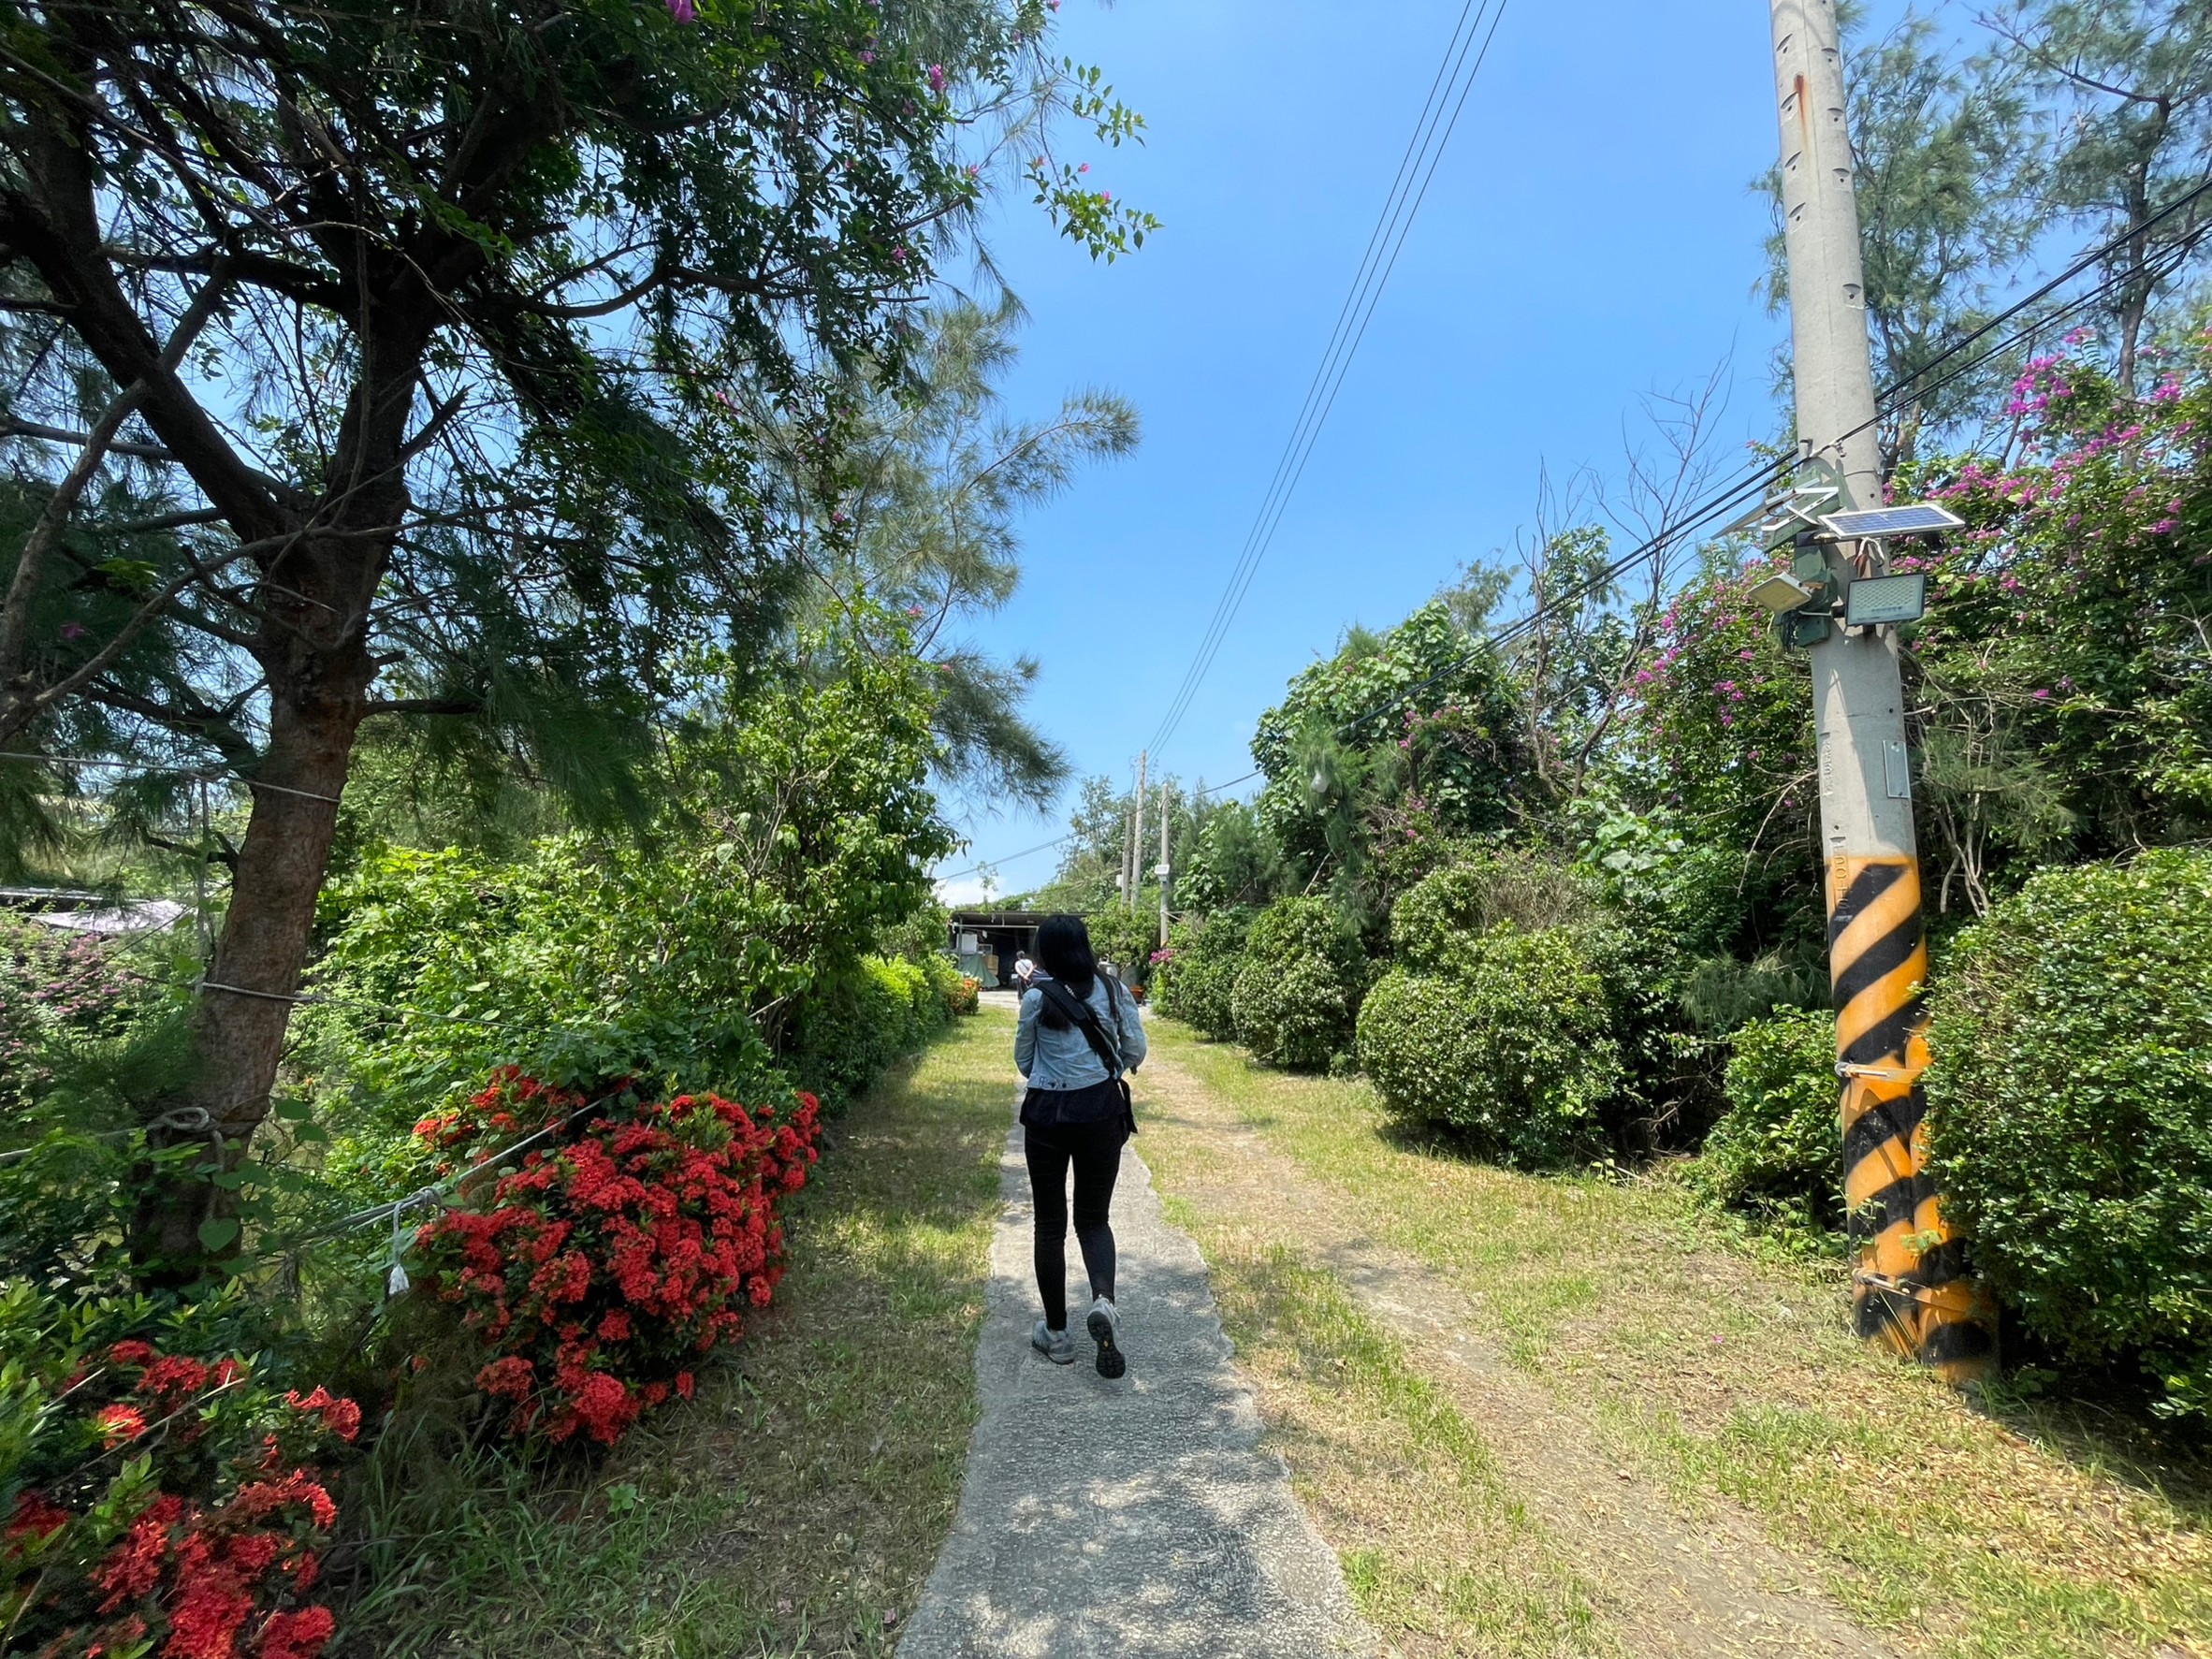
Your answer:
[196,1218,241,1252]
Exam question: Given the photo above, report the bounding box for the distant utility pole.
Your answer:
[1130,750,1147,912]
[1118,788,1133,909]
[1157,782,1172,950]
[1768,0,1994,1381]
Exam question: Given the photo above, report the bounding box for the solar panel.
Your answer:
[1819,502,1963,540]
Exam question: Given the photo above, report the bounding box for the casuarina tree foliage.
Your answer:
[0,0,1151,1278]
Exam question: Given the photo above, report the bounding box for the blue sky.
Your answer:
[934,0,1913,901]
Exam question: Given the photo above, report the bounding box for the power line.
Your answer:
[1142,0,1515,764]
[934,769,1268,887]
[1333,182,2212,739]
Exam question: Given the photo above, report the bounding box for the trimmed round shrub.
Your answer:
[1356,924,1623,1165]
[948,973,981,1017]
[1925,850,2212,1416]
[1152,911,1247,1041]
[1230,898,1366,1070]
[1390,852,1594,979]
[1689,1010,1840,1233]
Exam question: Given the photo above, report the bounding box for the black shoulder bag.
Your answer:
[1033,975,1137,1134]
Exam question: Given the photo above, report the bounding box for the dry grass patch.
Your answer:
[1145,1021,2212,1659]
[342,1013,1013,1659]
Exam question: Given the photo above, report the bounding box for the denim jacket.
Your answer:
[1013,974,1147,1090]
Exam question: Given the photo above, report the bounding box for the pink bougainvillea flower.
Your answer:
[926,63,947,94]
[665,0,697,21]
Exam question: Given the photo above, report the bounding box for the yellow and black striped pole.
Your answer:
[1829,856,1994,1381]
[1771,0,1995,1381]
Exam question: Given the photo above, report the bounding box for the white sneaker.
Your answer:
[1085,1296,1126,1378]
[1031,1319,1076,1364]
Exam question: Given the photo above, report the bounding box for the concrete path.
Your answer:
[897,1108,1375,1659]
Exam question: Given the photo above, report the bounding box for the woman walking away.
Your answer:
[1014,913,1147,1377]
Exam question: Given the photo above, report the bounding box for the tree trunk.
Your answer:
[129,631,373,1282]
[126,301,426,1283]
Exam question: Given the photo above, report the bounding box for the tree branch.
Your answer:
[0,377,147,698]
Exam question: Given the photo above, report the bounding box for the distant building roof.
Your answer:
[0,886,108,910]
[27,899,189,938]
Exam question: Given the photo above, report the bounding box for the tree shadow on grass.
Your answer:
[1971,1333,2212,1523]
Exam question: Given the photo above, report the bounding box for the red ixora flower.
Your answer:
[257,1605,337,1659]
[416,1075,820,1448]
[94,1404,148,1446]
[284,1388,362,1443]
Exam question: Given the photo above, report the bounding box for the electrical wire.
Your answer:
[1317,182,2212,744]
[1141,0,1515,765]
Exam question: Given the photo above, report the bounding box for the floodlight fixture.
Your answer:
[1749,572,1821,615]
[1818,502,1963,542]
[1844,571,1928,628]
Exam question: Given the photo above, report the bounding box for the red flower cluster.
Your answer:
[3,1341,353,1659]
[415,1070,820,1448]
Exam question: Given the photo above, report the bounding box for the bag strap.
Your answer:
[1035,978,1123,1079]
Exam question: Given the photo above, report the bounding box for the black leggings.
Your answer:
[1024,1115,1127,1331]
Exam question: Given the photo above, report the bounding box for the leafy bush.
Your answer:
[414,1069,821,1448]
[787,955,945,1108]
[1689,1011,1840,1235]
[1230,898,1365,1070]
[1389,852,1594,978]
[0,916,157,1110]
[1084,906,1165,991]
[1151,911,1247,1041]
[1357,925,1622,1165]
[305,842,791,1136]
[926,953,980,1017]
[0,920,203,1292]
[1,1285,357,1659]
[1925,850,2212,1416]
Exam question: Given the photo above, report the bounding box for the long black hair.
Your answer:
[1034,913,1099,1028]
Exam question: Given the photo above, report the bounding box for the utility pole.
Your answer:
[1118,784,1134,909]
[1130,750,1147,912]
[1157,781,1172,950]
[1768,0,1993,1382]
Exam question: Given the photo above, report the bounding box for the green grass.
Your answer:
[337,1013,1013,1658]
[1143,1021,2212,1659]
[1157,1205,1614,1659]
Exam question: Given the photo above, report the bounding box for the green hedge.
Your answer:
[1152,911,1247,1040]
[1926,850,2212,1417]
[1357,924,1622,1165]
[1230,897,1365,1070]
[1689,1010,1840,1236]
[789,954,948,1109]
